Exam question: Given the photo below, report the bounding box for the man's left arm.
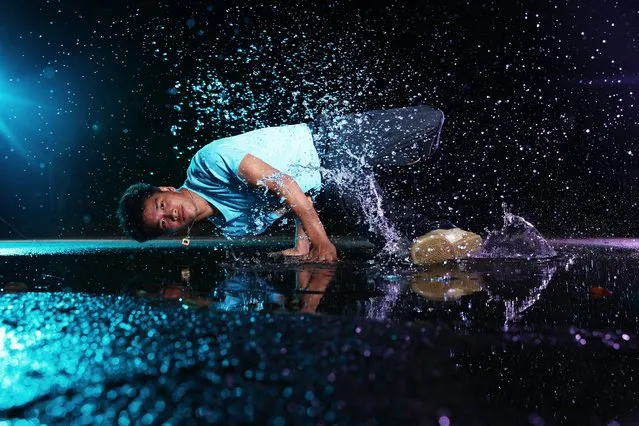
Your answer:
[237,154,338,262]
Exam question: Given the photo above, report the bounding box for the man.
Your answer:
[117,105,481,263]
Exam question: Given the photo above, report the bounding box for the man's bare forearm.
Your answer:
[276,175,330,244]
[238,154,338,262]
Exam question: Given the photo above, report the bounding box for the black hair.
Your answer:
[116,183,161,242]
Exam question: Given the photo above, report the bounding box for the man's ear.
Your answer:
[159,186,177,192]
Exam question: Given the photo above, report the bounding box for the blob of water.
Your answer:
[475,203,557,259]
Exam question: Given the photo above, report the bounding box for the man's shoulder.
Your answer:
[196,138,242,157]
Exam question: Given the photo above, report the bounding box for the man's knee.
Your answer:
[412,104,445,127]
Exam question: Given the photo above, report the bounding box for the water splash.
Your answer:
[502,263,556,329]
[475,203,557,259]
[363,278,403,321]
[321,166,403,255]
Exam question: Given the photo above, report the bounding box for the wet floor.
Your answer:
[0,238,638,425]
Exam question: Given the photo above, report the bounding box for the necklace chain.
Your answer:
[184,189,199,240]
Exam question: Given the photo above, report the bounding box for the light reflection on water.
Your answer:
[2,242,635,335]
[0,242,634,329]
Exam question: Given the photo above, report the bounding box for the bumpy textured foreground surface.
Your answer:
[0,292,637,425]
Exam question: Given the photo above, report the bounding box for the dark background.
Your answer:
[0,0,637,239]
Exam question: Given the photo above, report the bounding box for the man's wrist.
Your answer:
[309,235,332,245]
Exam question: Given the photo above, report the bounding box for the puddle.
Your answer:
[2,241,635,333]
[0,239,638,424]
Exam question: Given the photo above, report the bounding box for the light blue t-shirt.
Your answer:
[180,123,322,238]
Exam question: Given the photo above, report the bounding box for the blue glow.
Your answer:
[0,76,33,157]
[0,65,83,164]
[0,238,289,256]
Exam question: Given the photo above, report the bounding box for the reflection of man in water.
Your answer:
[117,105,469,262]
[211,265,336,314]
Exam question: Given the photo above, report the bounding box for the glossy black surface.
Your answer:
[1,240,638,424]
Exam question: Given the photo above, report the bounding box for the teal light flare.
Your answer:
[0,77,35,158]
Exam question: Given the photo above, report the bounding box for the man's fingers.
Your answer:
[299,248,338,263]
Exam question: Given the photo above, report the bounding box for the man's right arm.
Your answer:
[237,154,338,262]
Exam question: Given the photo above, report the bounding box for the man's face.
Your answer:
[142,187,198,235]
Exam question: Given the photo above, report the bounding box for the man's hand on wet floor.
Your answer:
[303,239,338,263]
[272,237,339,263]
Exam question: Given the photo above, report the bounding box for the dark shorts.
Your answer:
[307,105,449,244]
[309,104,445,170]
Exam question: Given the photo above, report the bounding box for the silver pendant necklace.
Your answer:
[181,189,199,246]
